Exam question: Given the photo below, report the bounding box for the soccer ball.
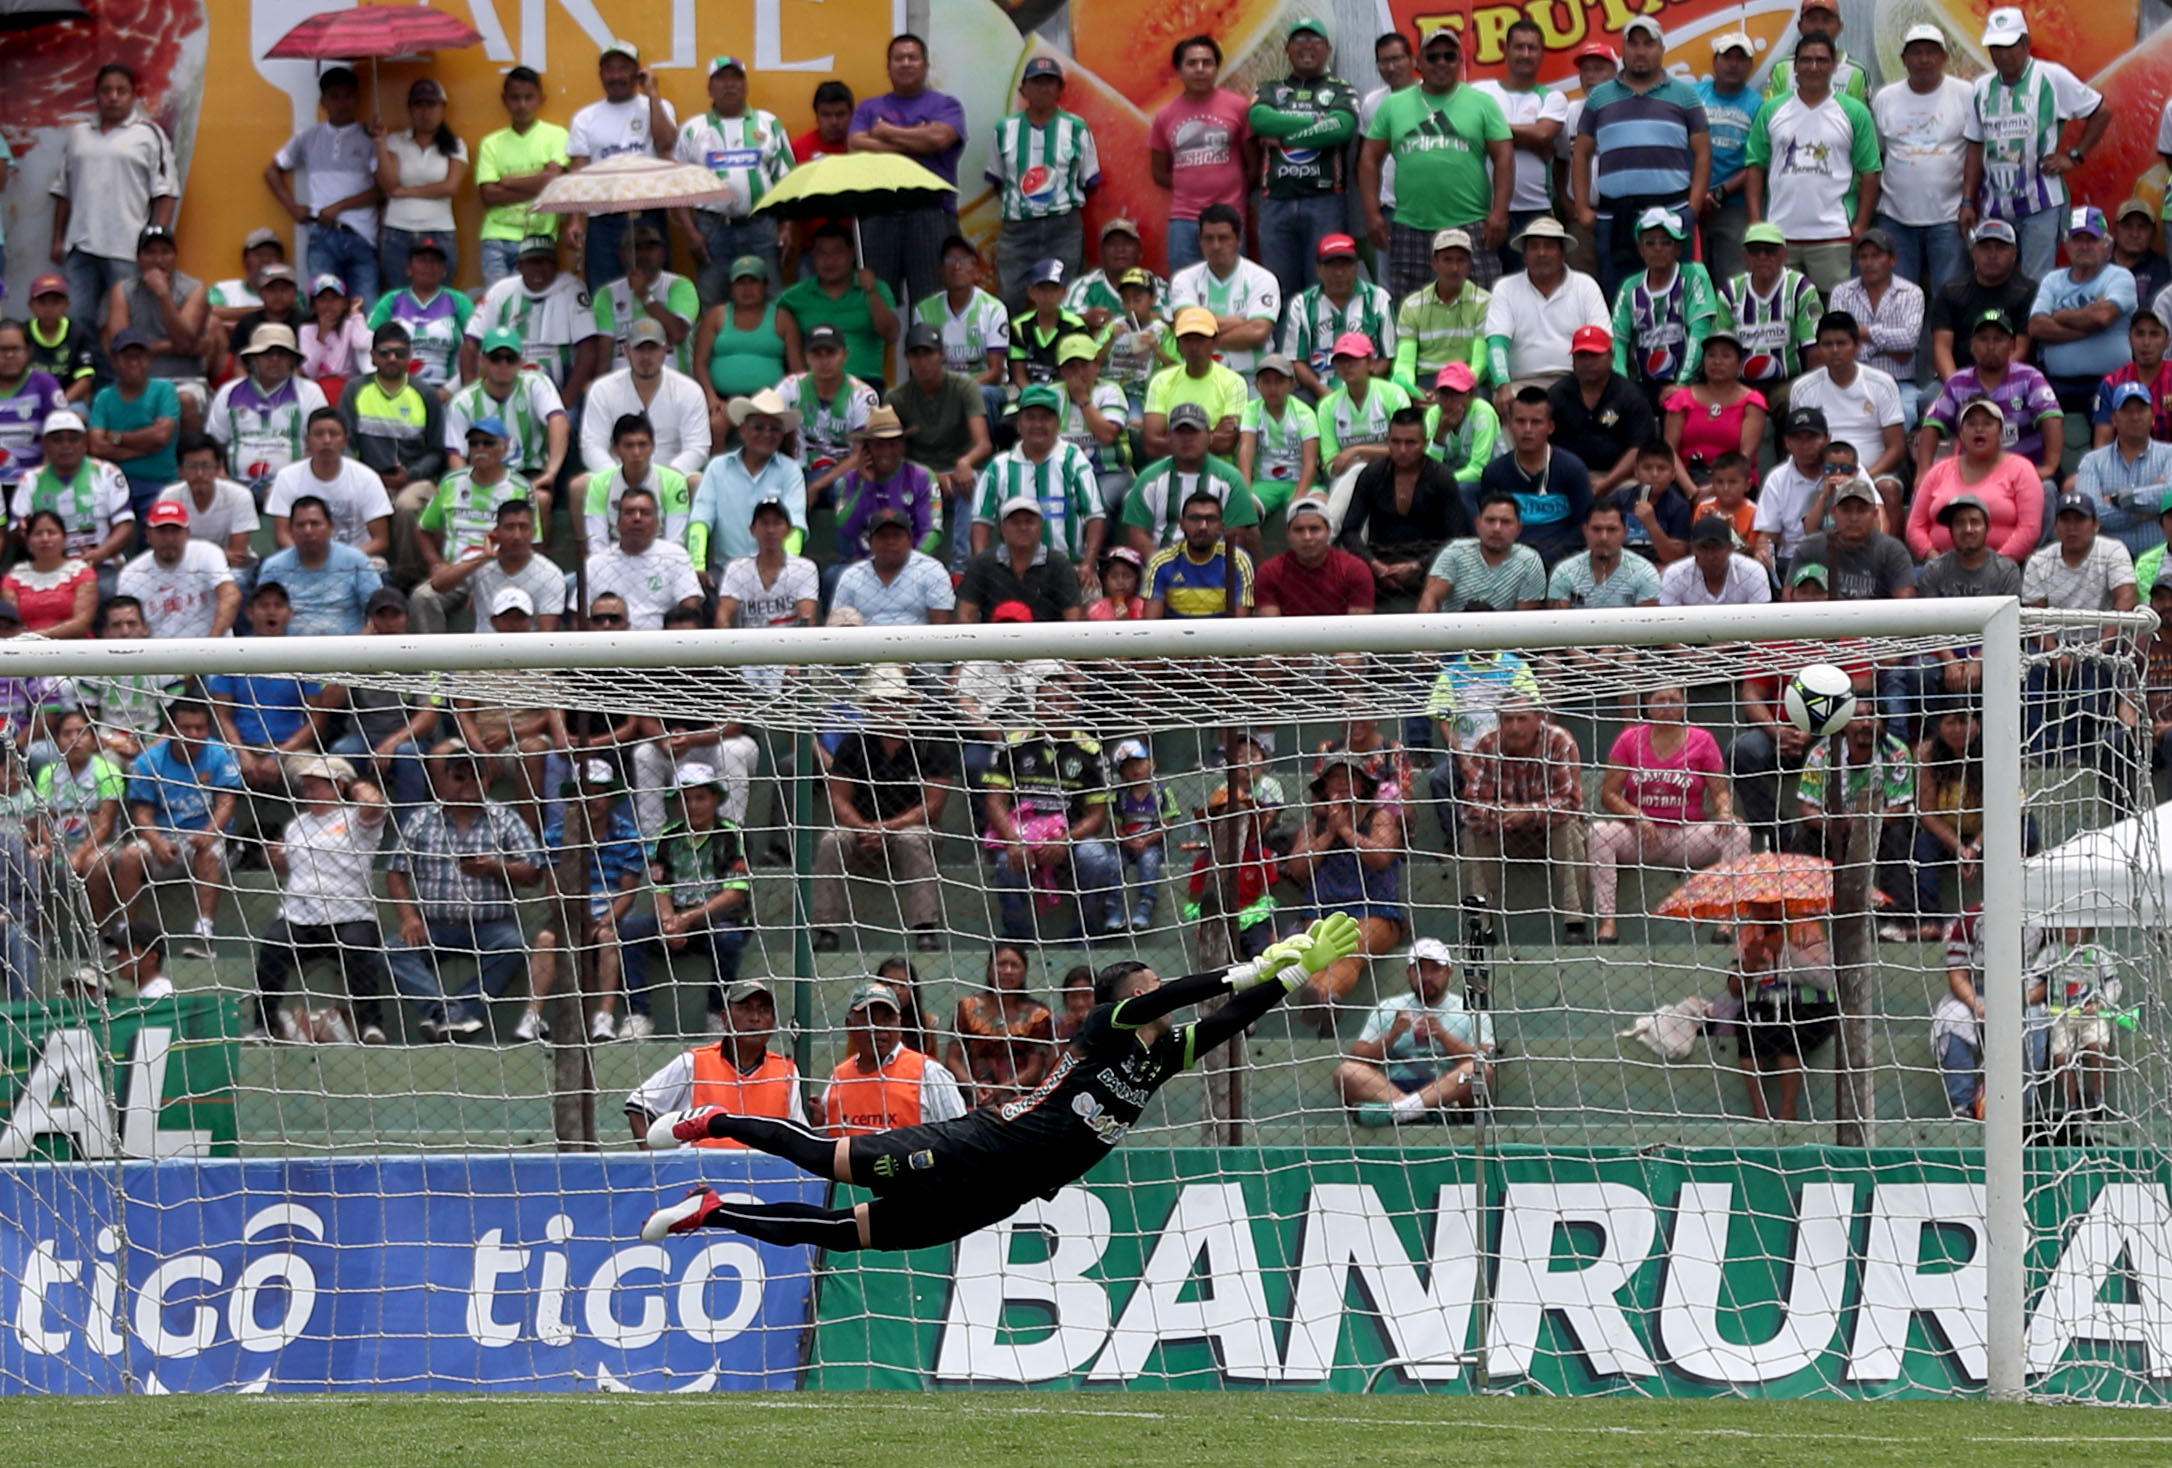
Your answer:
[1783,663,1858,736]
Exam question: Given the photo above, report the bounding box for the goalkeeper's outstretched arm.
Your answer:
[1109,913,1366,1058]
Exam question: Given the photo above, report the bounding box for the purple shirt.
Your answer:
[835,461,941,559]
[850,89,969,189]
[0,370,69,488]
[1925,362,2063,466]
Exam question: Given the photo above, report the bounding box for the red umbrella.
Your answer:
[265,7,483,110]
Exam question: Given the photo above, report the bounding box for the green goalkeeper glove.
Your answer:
[1228,913,1365,993]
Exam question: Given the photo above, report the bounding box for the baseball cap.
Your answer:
[1435,362,1478,393]
[1430,227,1474,255]
[1117,267,1155,290]
[1854,226,1897,253]
[1409,937,1455,966]
[1570,324,1612,355]
[39,410,86,437]
[1286,497,1330,523]
[728,255,767,282]
[490,586,536,617]
[565,757,621,796]
[724,977,775,1005]
[1098,544,1144,570]
[856,405,908,439]
[1512,216,1570,246]
[627,317,670,348]
[707,53,745,74]
[1111,737,1152,765]
[1016,383,1064,415]
[864,507,914,535]
[2110,381,2155,410]
[747,494,792,525]
[600,37,640,62]
[1635,205,1685,240]
[805,323,847,353]
[144,499,190,528]
[1288,14,1330,40]
[480,326,524,357]
[285,753,358,788]
[998,495,1044,521]
[1690,514,1734,545]
[1330,331,1376,360]
[258,263,298,285]
[1971,307,2017,336]
[1254,352,1296,381]
[1316,232,1359,261]
[1832,477,1879,506]
[28,273,68,299]
[1957,395,2006,426]
[1029,257,1066,286]
[1712,30,1755,55]
[1982,6,2028,46]
[674,761,726,795]
[1936,492,1992,526]
[1419,24,1461,51]
[365,585,408,617]
[846,981,901,1014]
[1902,23,1950,48]
[135,225,174,251]
[1791,562,1830,586]
[408,234,449,259]
[242,226,283,252]
[2069,205,2109,239]
[1167,402,1211,433]
[1021,55,1064,83]
[1173,305,1218,338]
[517,235,559,260]
[240,322,301,359]
[110,327,155,354]
[1622,15,1664,42]
[310,273,348,297]
[1571,40,1618,64]
[989,599,1035,623]
[2119,198,2158,222]
[1744,222,1787,248]
[2056,491,2100,519]
[1799,0,1838,13]
[1100,217,1142,241]
[1783,404,1829,435]
[1973,218,2019,246]
[903,323,944,353]
[466,414,510,440]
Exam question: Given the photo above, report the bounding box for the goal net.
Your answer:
[0,599,2164,1400]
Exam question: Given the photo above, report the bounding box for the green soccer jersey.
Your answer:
[594,272,702,375]
[984,109,1100,220]
[1610,262,1721,389]
[915,287,1012,377]
[582,465,692,550]
[972,441,1104,559]
[1393,282,1492,396]
[1240,396,1319,488]
[420,469,533,562]
[1422,397,1502,485]
[1281,282,1396,381]
[1316,379,1413,467]
[1249,72,1360,199]
[1121,454,1259,546]
[1364,84,1510,232]
[1720,269,1823,386]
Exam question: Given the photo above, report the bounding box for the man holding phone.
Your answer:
[564,40,679,290]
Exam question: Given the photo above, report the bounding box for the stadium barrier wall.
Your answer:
[0,1155,821,1394]
[809,1146,2172,1401]
[2,995,237,1160]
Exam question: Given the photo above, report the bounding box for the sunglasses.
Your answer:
[588,612,628,625]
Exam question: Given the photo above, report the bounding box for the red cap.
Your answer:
[145,500,191,528]
[1571,324,1614,355]
[1331,330,1377,360]
[989,600,1035,624]
[1316,232,1359,261]
[29,273,68,299]
[1571,40,1618,64]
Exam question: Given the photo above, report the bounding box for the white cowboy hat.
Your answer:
[727,386,802,434]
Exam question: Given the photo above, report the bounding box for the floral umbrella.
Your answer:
[533,154,739,217]
[1653,851,1887,924]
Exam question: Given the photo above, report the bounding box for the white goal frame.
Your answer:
[0,594,2090,1399]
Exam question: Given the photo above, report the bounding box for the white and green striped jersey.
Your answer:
[1119,454,1260,546]
[1392,282,1491,395]
[1066,267,1169,319]
[971,441,1105,559]
[672,108,796,219]
[983,109,1101,220]
[443,373,567,479]
[1098,314,1175,396]
[1316,379,1413,466]
[582,465,692,550]
[594,271,701,375]
[914,288,1012,376]
[1281,281,1397,379]
[775,372,879,480]
[1239,397,1319,486]
[1057,381,1133,472]
[1964,58,2104,220]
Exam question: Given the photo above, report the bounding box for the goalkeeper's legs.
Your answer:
[648,1108,853,1179]
[643,1193,873,1249]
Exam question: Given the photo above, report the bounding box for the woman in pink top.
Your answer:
[2,511,97,638]
[1906,398,2044,562]
[297,275,373,397]
[1147,36,1257,272]
[1085,546,1146,620]
[1662,331,1766,493]
[1591,684,1750,942]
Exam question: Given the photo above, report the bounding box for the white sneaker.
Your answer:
[274,1007,303,1044]
[645,1105,722,1151]
[623,1013,655,1040]
[181,918,216,959]
[640,1187,721,1241]
[359,1024,387,1045]
[590,1010,619,1042]
[513,1009,550,1044]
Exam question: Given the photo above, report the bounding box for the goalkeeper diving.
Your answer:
[637,913,1363,1251]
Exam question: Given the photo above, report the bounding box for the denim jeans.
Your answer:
[387,916,527,1026]
[0,920,36,1000]
[1874,215,1966,302]
[380,226,460,292]
[1166,218,1204,274]
[617,911,748,1017]
[479,237,524,288]
[1938,1009,2051,1114]
[2012,208,2063,285]
[693,213,780,305]
[328,731,429,821]
[582,209,669,293]
[63,250,136,331]
[307,224,381,306]
[993,838,1121,938]
[1119,841,1167,926]
[1257,194,1349,299]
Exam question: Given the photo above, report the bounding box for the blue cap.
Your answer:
[466,415,510,440]
[2109,381,2154,410]
[2056,491,2100,520]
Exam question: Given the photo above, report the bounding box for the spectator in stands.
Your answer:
[1933,904,2050,1119]
[108,699,239,958]
[587,487,702,630]
[297,276,367,394]
[1542,327,1649,496]
[382,740,544,1040]
[1457,701,1589,939]
[913,236,1010,423]
[251,756,392,1045]
[1483,388,1593,563]
[1140,309,1245,463]
[2030,208,2137,416]
[691,390,808,574]
[102,227,208,433]
[562,40,678,290]
[1283,237,1394,401]
[1748,405,1830,573]
[2024,492,2141,810]
[1590,685,1748,943]
[831,509,954,626]
[1421,493,1545,612]
[2092,310,2172,449]
[597,227,698,376]
[0,322,70,511]
[220,264,306,385]
[375,79,467,292]
[16,408,133,597]
[578,320,710,516]
[321,586,438,818]
[521,758,647,1044]
[957,498,1083,623]
[627,976,804,1143]
[1830,230,1925,401]
[1256,499,1374,617]
[1791,313,1908,515]
[1484,218,1610,396]
[779,226,900,395]
[258,496,381,637]
[265,67,382,306]
[445,328,570,510]
[826,980,968,1134]
[1336,938,1494,1125]
[1960,8,2108,282]
[115,500,236,640]
[473,67,567,288]
[1790,702,1918,926]
[38,708,124,928]
[1793,479,1916,600]
[811,670,949,954]
[50,64,179,327]
[158,434,258,583]
[1122,401,1251,557]
[2074,384,2172,555]
[88,329,179,523]
[777,326,880,510]
[1247,24,1358,299]
[716,497,817,645]
[1151,36,1258,275]
[1549,498,1661,608]
[695,259,790,435]
[1911,701,1994,934]
[407,418,532,633]
[1928,220,2037,385]
[1720,223,1823,417]
[267,410,392,559]
[1426,362,1499,489]
[77,598,170,762]
[206,323,323,501]
[344,323,446,579]
[1086,547,1145,621]
[1870,26,1968,302]
[617,761,753,1039]
[1390,231,1489,398]
[1730,917,1839,1119]
[577,413,691,556]
[1241,352,1325,515]
[7,509,99,639]
[834,407,941,567]
[1743,30,1881,298]
[1728,635,1868,843]
[1610,208,1719,416]
[1144,491,1253,619]
[1909,398,2045,563]
[1338,409,1469,610]
[944,943,1057,1110]
[25,276,96,406]
[981,669,1117,940]
[1611,440,1694,565]
[463,238,609,404]
[888,323,994,551]
[1314,334,1412,498]
[1662,514,1771,607]
[1284,752,1407,1033]
[1571,16,1710,293]
[848,34,968,309]
[207,583,329,792]
[1007,260,1091,389]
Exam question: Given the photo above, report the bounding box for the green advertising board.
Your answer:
[0,994,238,1159]
[809,1145,2172,1401]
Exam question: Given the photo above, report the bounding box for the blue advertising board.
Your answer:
[0,1153,823,1394]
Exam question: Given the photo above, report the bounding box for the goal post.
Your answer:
[0,595,2160,1397]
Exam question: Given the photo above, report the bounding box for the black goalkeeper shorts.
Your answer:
[847,1118,1019,1201]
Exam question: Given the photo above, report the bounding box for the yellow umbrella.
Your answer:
[752,154,958,262]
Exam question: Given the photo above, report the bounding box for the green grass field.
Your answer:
[9,1393,2172,1468]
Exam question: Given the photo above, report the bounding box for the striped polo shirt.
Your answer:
[1576,76,1709,205]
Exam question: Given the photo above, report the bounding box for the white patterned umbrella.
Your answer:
[533,154,736,216]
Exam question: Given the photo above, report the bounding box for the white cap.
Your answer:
[1711,30,1754,55]
[1901,23,1950,48]
[40,409,87,436]
[1112,737,1151,764]
[1409,938,1455,966]
[1981,6,2028,46]
[998,494,1044,520]
[490,586,536,617]
[600,36,640,62]
[1622,15,1664,42]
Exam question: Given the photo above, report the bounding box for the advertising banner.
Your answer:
[0,1153,822,1394]
[808,1144,2172,1401]
[0,994,236,1161]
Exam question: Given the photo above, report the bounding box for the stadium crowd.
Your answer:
[0,6,2166,1133]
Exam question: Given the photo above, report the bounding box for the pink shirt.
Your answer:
[300,311,373,383]
[1148,89,1252,222]
[1907,452,2044,563]
[1086,594,1146,621]
[1608,722,1725,824]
